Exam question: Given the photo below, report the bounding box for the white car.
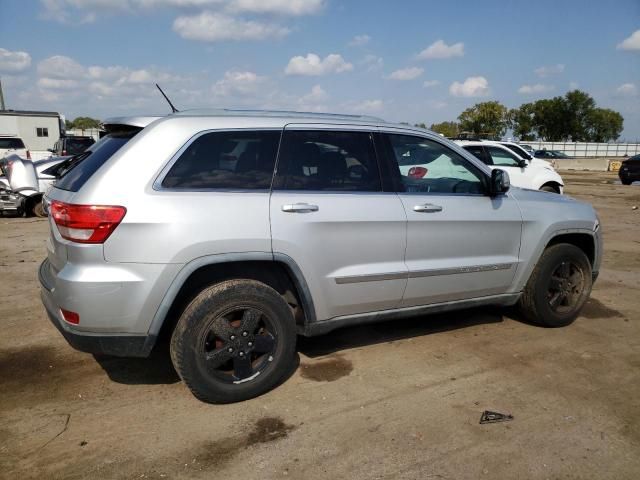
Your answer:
[455,140,564,193]
[0,135,30,160]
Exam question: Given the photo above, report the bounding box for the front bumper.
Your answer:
[39,259,155,357]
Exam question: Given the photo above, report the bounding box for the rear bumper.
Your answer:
[39,259,155,357]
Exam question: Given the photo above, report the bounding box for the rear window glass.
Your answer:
[0,138,26,149]
[161,131,280,190]
[55,133,136,192]
[65,138,95,155]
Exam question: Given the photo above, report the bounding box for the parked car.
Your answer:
[0,135,30,160]
[455,140,564,193]
[49,135,95,157]
[535,150,571,159]
[40,111,602,403]
[618,154,640,185]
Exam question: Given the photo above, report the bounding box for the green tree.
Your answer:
[457,101,508,139]
[507,103,536,140]
[71,116,101,130]
[586,108,624,142]
[414,122,428,129]
[564,90,596,141]
[429,121,460,137]
[532,97,569,141]
[64,119,74,130]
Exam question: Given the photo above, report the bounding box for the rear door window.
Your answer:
[463,145,492,165]
[161,131,280,190]
[65,138,95,155]
[486,146,522,167]
[55,132,138,192]
[273,130,381,192]
[0,138,26,149]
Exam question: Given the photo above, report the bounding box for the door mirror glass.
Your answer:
[490,169,510,196]
[518,159,527,168]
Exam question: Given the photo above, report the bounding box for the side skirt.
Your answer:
[297,293,521,337]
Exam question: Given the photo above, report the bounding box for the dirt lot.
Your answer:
[1,171,639,480]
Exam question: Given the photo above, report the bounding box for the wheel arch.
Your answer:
[147,253,316,348]
[545,232,595,267]
[539,181,563,193]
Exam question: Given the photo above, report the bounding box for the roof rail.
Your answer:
[174,108,385,122]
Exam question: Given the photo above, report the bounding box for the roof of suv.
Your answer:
[102,109,427,133]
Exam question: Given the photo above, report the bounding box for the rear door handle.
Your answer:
[282,203,319,213]
[413,203,443,213]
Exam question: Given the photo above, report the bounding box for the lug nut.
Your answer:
[228,347,234,353]
[248,342,253,347]
[242,331,248,337]
[239,351,244,357]
[230,335,236,340]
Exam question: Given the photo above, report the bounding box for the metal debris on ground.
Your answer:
[479,410,514,424]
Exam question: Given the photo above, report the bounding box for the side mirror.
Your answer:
[518,159,527,168]
[489,169,510,196]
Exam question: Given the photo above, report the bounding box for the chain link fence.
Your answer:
[518,141,640,158]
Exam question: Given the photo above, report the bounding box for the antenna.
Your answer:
[0,77,6,110]
[155,83,178,113]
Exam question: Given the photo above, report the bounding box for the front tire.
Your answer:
[170,279,296,403]
[519,244,592,327]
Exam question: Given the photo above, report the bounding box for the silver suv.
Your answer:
[39,110,602,403]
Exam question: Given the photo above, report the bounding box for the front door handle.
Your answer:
[282,203,319,213]
[413,203,443,213]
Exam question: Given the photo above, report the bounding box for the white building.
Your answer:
[0,110,62,153]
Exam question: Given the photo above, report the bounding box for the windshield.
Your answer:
[0,138,26,149]
[55,132,138,192]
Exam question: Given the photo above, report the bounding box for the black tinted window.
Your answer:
[274,130,381,192]
[162,131,280,190]
[65,138,95,155]
[55,133,136,192]
[0,138,25,149]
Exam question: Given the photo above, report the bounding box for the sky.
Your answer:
[0,0,639,139]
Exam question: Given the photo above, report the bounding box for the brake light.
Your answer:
[26,150,31,160]
[408,166,428,178]
[62,150,67,156]
[50,201,126,244]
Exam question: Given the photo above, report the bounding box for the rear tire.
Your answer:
[540,185,559,193]
[518,244,592,327]
[170,279,296,404]
[32,200,46,217]
[621,179,632,186]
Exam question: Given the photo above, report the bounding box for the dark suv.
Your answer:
[619,154,640,185]
[50,136,95,157]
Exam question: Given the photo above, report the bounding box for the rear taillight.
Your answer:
[26,150,31,160]
[408,166,428,178]
[62,150,67,156]
[50,201,126,244]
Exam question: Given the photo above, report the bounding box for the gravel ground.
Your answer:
[1,171,639,479]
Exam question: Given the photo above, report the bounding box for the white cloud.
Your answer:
[37,77,79,90]
[37,55,85,79]
[41,0,324,24]
[0,48,32,73]
[285,53,353,76]
[349,34,371,47]
[212,70,265,96]
[417,40,464,60]
[228,0,324,15]
[617,30,640,51]
[352,99,383,113]
[173,12,289,41]
[423,80,439,88]
[534,64,565,78]
[300,84,328,103]
[361,54,383,71]
[388,67,423,80]
[449,76,489,97]
[518,84,554,94]
[616,83,638,96]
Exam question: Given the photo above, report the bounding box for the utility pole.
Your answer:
[0,77,6,110]
[0,78,5,111]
